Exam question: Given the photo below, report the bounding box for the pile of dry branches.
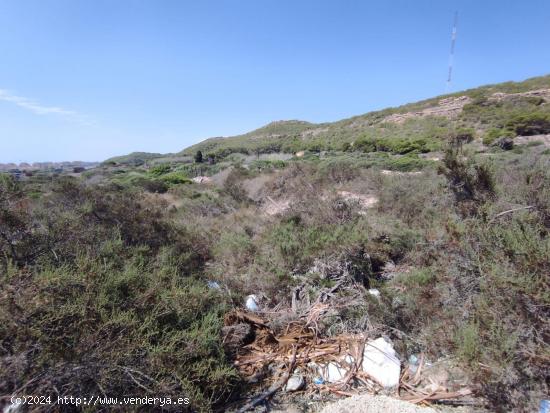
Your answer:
[224,307,475,411]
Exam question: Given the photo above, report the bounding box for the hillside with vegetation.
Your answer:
[180,74,550,159]
[1,75,549,412]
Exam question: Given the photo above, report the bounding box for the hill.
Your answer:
[182,74,550,158]
[103,151,166,165]
[105,74,550,165]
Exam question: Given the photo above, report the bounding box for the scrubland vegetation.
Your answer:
[1,75,549,412]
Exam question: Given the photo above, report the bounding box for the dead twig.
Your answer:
[236,346,298,413]
[489,205,535,223]
[401,388,473,404]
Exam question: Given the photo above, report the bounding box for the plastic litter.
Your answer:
[362,337,401,388]
[228,310,472,405]
[245,294,260,312]
[316,355,354,383]
[326,362,347,383]
[368,288,381,298]
[207,281,221,290]
[408,354,419,373]
[313,377,325,385]
[285,374,305,392]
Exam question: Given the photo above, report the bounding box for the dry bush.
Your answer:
[384,153,549,411]
[0,178,239,412]
[375,170,452,228]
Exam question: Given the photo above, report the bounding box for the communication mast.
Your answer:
[446,11,458,93]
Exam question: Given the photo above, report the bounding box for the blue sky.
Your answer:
[1,0,549,163]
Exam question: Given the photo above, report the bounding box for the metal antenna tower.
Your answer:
[446,11,458,93]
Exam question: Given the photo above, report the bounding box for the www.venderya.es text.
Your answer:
[10,395,190,407]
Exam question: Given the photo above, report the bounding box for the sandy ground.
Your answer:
[319,394,437,413]
[337,191,378,210]
[514,133,550,147]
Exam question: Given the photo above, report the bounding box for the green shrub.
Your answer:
[483,128,514,145]
[455,127,476,143]
[354,137,377,153]
[506,112,550,136]
[248,159,287,171]
[455,322,481,365]
[139,178,169,193]
[160,172,191,185]
[0,258,238,412]
[223,167,250,203]
[149,163,172,176]
[439,146,496,213]
[0,179,239,411]
[385,154,432,171]
[402,268,435,286]
[195,150,204,163]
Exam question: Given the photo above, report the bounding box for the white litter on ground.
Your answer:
[368,288,381,298]
[285,374,305,392]
[362,337,401,388]
[314,355,355,384]
[245,294,260,312]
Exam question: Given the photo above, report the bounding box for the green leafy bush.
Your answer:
[0,180,238,412]
[455,127,476,143]
[149,163,172,176]
[483,128,515,145]
[160,172,191,185]
[439,145,496,214]
[385,154,432,171]
[506,112,550,136]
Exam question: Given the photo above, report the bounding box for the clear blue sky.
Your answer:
[1,0,549,163]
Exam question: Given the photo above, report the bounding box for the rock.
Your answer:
[496,137,514,150]
[285,374,305,392]
[362,337,401,388]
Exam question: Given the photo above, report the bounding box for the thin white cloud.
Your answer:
[0,89,94,125]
